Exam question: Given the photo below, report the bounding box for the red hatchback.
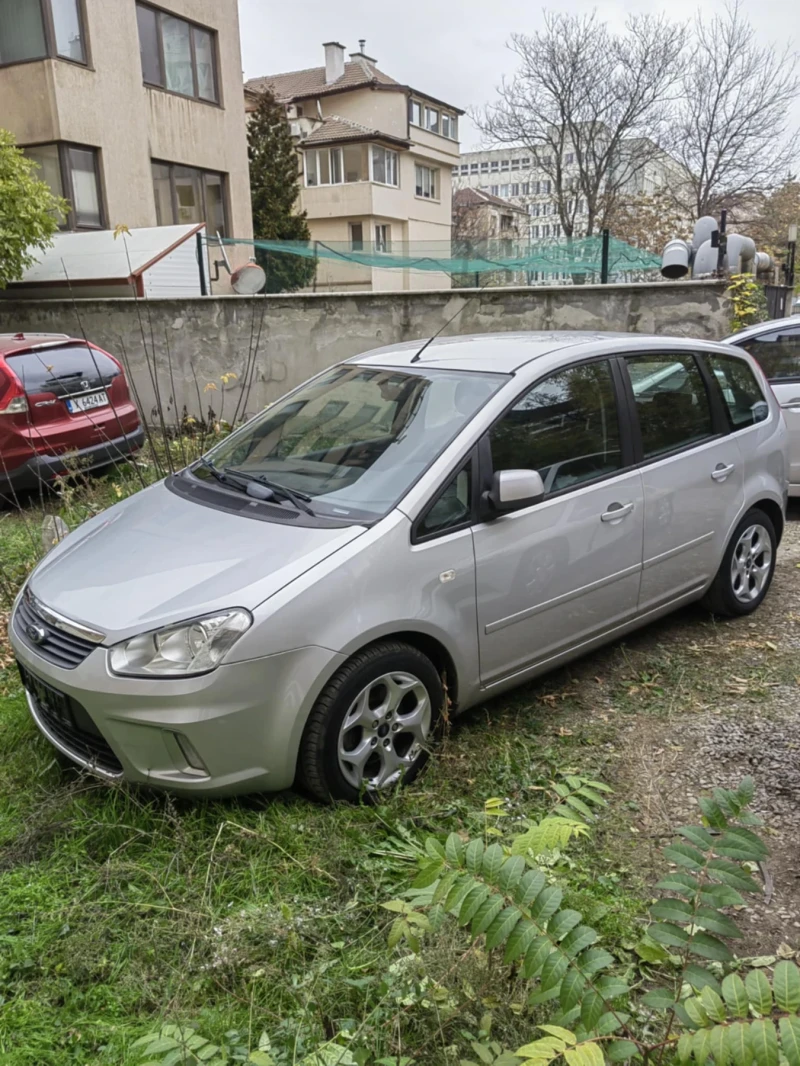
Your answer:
[0,333,143,500]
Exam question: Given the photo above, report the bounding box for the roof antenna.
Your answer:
[410,274,495,363]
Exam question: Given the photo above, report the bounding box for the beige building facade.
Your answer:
[246,43,462,291]
[1,0,252,286]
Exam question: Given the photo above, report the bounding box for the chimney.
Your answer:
[323,41,345,84]
[349,39,377,66]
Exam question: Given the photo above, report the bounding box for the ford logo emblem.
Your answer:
[27,623,47,645]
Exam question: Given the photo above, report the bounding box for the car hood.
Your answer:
[29,481,366,641]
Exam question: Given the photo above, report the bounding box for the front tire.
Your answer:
[703,508,777,617]
[297,641,443,803]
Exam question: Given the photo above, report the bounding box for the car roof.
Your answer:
[0,333,81,356]
[351,330,729,374]
[724,316,800,344]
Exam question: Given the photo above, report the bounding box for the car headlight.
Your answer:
[108,609,252,678]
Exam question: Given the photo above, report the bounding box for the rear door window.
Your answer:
[7,344,120,396]
[705,352,769,429]
[736,325,800,381]
[625,352,714,459]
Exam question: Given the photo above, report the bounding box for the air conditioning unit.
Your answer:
[290,121,301,137]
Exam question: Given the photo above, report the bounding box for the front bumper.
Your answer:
[0,426,145,494]
[10,619,343,796]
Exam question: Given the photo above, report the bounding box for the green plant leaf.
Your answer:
[748,1019,779,1066]
[700,985,727,1023]
[539,1026,577,1043]
[698,798,728,830]
[707,860,760,894]
[433,869,459,905]
[607,1041,639,1062]
[677,1033,694,1063]
[635,937,671,963]
[595,1012,629,1036]
[685,998,711,1029]
[516,870,547,909]
[563,794,595,821]
[649,922,690,949]
[486,906,523,951]
[466,838,485,875]
[693,1027,713,1065]
[642,988,676,1010]
[723,974,750,1018]
[677,825,715,850]
[472,896,505,937]
[540,950,570,992]
[779,1017,800,1066]
[559,968,586,1011]
[413,859,444,889]
[650,898,693,923]
[426,837,447,861]
[774,961,800,1014]
[737,777,755,805]
[561,927,598,959]
[725,1022,753,1066]
[595,976,630,999]
[576,948,615,977]
[655,873,700,898]
[714,828,769,862]
[498,855,527,892]
[446,876,475,914]
[685,964,722,993]
[710,1024,729,1066]
[699,884,746,909]
[460,884,492,927]
[690,932,733,962]
[663,843,707,871]
[548,910,583,942]
[564,1043,604,1066]
[446,833,466,867]
[505,919,539,964]
[580,991,605,1030]
[694,906,743,939]
[745,970,773,1015]
[531,886,564,924]
[523,935,554,979]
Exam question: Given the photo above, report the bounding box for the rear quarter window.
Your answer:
[737,327,800,381]
[7,344,119,395]
[706,353,769,429]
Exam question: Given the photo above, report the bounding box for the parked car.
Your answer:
[0,332,143,500]
[10,332,788,801]
[724,318,800,496]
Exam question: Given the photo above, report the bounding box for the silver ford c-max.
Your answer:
[10,332,788,801]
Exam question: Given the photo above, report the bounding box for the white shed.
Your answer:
[1,224,206,300]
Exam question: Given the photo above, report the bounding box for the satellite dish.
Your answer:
[231,260,267,295]
[42,515,69,554]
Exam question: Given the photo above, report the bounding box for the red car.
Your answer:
[0,333,143,499]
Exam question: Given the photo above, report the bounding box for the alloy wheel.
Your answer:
[730,523,772,603]
[337,671,431,791]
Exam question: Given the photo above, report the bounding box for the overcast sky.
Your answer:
[239,0,800,151]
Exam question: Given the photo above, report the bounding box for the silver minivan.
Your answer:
[10,332,788,801]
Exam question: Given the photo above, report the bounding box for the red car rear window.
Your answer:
[7,344,120,394]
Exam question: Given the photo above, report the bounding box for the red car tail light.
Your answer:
[0,366,28,415]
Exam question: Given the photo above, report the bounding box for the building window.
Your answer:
[565,152,575,164]
[500,214,513,232]
[441,112,458,139]
[553,223,561,238]
[415,164,437,199]
[451,166,458,176]
[304,145,372,187]
[23,142,103,229]
[543,180,552,194]
[490,160,499,171]
[480,161,489,172]
[151,161,227,234]
[460,164,468,174]
[531,225,540,238]
[425,106,439,134]
[409,99,423,126]
[490,185,499,196]
[511,159,520,169]
[470,163,479,173]
[521,182,530,195]
[136,3,218,103]
[350,222,364,251]
[0,0,86,66]
[499,184,509,198]
[521,157,530,167]
[500,159,509,171]
[511,183,520,196]
[375,224,391,252]
[370,145,398,186]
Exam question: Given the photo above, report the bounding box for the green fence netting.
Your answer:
[214,235,661,278]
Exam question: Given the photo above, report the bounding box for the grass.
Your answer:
[2,465,797,1065]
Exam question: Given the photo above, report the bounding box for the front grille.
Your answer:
[14,595,97,669]
[19,663,123,776]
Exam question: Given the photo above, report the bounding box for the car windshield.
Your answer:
[195,364,507,521]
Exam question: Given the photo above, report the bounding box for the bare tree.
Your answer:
[673,1,800,219]
[473,12,686,237]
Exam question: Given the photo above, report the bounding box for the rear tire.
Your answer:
[702,508,777,618]
[297,641,443,803]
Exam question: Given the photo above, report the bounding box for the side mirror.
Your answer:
[485,468,544,516]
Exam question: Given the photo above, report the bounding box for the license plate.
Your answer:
[66,390,108,413]
[20,665,76,731]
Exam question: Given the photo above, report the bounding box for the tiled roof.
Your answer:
[453,187,528,212]
[246,58,400,103]
[302,115,410,148]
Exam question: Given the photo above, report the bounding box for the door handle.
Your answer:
[782,398,800,411]
[600,501,634,523]
[711,462,735,482]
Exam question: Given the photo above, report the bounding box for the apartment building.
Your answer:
[246,42,462,291]
[456,144,684,241]
[1,0,252,281]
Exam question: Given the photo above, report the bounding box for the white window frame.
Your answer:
[415,163,438,199]
[375,224,391,252]
[305,147,345,187]
[409,99,423,126]
[490,160,499,171]
[511,183,520,196]
[500,184,509,197]
[500,159,510,171]
[441,112,458,139]
[369,145,399,187]
[425,106,439,133]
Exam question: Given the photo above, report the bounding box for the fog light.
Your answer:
[173,732,209,776]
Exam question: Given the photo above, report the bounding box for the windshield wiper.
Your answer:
[194,456,238,489]
[222,467,315,515]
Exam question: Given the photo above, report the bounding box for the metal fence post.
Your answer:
[600,228,610,284]
[196,231,207,296]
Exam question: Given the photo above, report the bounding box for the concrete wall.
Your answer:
[0,280,729,423]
